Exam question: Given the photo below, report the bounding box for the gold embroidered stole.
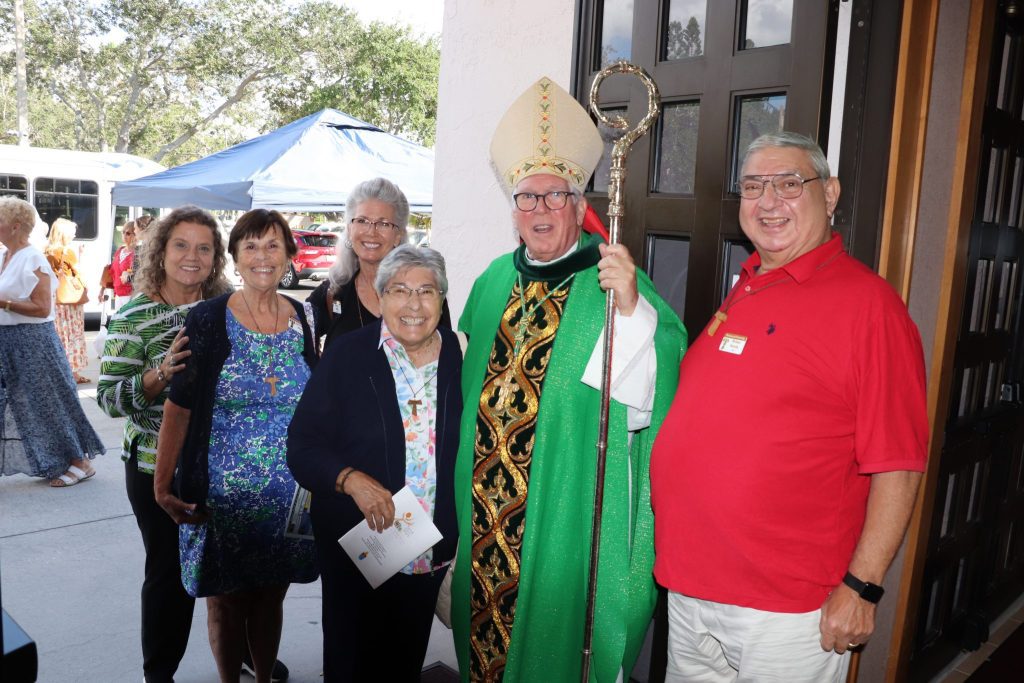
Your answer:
[468,278,572,682]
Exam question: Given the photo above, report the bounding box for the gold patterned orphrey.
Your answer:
[580,60,661,683]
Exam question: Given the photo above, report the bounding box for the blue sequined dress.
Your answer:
[180,311,317,597]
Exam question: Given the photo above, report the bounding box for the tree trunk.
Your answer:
[14,0,30,146]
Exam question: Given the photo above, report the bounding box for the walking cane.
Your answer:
[580,61,660,683]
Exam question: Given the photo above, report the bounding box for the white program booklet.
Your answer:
[338,486,442,588]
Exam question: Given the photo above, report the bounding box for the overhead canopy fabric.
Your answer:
[112,109,434,213]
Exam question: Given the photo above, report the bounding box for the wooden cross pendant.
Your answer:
[265,375,280,397]
[707,311,727,336]
[408,398,422,417]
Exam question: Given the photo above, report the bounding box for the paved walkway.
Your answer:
[0,329,457,682]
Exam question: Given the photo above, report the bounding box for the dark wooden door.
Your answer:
[909,4,1024,679]
[572,2,841,681]
[574,0,836,334]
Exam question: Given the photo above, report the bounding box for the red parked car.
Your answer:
[281,229,337,288]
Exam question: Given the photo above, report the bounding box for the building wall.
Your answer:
[432,0,577,321]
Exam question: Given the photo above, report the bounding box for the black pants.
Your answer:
[124,454,196,683]
[318,533,445,682]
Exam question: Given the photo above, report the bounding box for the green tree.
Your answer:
[268,20,440,146]
[0,0,439,162]
[665,17,703,60]
[18,0,345,163]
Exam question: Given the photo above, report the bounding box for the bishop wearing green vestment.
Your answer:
[451,76,688,683]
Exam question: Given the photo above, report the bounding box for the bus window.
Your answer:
[0,174,28,199]
[34,177,100,240]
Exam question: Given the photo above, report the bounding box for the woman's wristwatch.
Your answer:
[3,300,12,311]
[156,368,167,383]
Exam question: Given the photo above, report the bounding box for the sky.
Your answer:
[338,0,444,37]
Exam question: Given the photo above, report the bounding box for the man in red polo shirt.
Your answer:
[651,132,928,681]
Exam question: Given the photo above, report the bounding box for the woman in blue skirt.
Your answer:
[0,197,104,487]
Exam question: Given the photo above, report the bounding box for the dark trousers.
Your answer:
[318,533,445,682]
[125,455,196,683]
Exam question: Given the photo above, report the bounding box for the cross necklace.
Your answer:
[241,291,282,397]
[512,273,575,357]
[394,351,439,417]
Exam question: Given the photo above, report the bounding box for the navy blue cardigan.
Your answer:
[287,320,462,567]
[169,292,319,505]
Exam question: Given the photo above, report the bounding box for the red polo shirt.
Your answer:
[651,234,928,613]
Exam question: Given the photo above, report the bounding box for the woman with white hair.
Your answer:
[308,177,450,349]
[289,244,461,682]
[44,216,90,383]
[0,197,104,487]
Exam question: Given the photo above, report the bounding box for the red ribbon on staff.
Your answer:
[582,205,610,241]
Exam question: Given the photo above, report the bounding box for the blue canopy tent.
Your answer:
[111,109,434,212]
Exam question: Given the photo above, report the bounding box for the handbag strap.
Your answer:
[302,300,320,357]
[52,248,72,275]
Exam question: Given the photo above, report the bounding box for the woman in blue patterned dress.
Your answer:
[154,209,318,683]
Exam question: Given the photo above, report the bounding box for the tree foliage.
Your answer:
[269,20,440,146]
[665,17,703,61]
[0,0,440,163]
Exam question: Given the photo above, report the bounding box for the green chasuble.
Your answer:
[453,232,688,682]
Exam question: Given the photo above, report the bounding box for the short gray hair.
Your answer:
[742,132,831,180]
[329,177,412,288]
[374,244,448,298]
[0,197,38,232]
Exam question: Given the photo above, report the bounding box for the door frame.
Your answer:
[885,0,997,680]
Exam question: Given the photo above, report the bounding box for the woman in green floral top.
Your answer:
[97,206,233,683]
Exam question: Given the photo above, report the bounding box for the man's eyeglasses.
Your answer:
[382,285,443,302]
[512,190,575,212]
[736,173,821,200]
[350,217,401,232]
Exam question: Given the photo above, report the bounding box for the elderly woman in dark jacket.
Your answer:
[288,245,461,682]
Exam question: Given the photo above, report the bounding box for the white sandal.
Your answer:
[50,464,96,488]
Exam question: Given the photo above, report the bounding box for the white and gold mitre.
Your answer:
[490,76,604,193]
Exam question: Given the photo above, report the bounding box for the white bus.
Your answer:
[0,144,164,325]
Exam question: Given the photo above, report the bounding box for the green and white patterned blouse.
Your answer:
[97,293,199,473]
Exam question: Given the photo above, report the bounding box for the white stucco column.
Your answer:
[432,0,577,322]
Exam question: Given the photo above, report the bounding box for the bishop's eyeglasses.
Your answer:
[736,173,821,200]
[512,190,574,212]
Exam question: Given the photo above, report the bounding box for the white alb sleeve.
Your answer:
[581,295,658,431]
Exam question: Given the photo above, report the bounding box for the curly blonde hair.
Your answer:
[0,197,37,233]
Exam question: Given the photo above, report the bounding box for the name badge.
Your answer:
[719,333,747,355]
[288,317,303,334]
[332,301,343,315]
